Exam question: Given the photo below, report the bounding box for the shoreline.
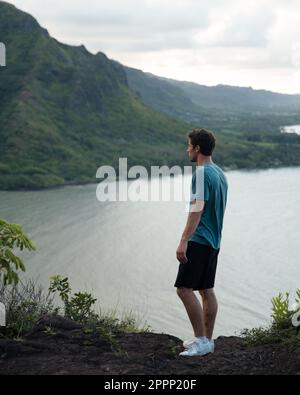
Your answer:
[1,164,300,193]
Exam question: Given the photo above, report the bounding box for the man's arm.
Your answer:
[176,200,205,264]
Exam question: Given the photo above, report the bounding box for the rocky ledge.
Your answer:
[0,315,299,375]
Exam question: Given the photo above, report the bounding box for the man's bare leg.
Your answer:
[199,289,218,340]
[176,287,205,337]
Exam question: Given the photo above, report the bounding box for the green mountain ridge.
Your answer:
[125,66,300,125]
[0,1,188,190]
[160,78,300,111]
[124,65,300,168]
[1,1,300,191]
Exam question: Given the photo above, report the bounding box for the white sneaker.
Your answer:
[183,338,215,352]
[183,338,197,348]
[179,338,214,357]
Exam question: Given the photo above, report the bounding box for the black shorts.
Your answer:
[174,241,220,291]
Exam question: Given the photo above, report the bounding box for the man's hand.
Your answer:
[176,240,188,264]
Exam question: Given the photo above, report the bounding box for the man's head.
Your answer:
[187,128,216,162]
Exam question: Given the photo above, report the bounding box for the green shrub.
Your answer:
[0,219,36,285]
[49,276,151,335]
[242,290,300,347]
[271,292,293,329]
[49,275,98,323]
[0,279,57,338]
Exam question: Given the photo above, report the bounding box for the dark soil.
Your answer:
[0,315,299,375]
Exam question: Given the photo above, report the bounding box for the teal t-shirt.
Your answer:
[189,163,228,250]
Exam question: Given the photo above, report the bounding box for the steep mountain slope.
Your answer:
[0,1,188,190]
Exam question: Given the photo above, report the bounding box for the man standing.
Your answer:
[175,128,228,357]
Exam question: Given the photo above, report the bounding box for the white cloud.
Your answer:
[194,3,276,48]
[7,0,300,93]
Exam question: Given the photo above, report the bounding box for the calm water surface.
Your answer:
[0,167,299,340]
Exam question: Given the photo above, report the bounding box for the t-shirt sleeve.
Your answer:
[191,168,210,202]
[204,174,210,201]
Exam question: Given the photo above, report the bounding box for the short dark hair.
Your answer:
[188,128,216,156]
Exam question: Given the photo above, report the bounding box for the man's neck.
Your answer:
[196,156,214,166]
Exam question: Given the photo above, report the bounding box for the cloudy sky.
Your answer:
[8,0,300,94]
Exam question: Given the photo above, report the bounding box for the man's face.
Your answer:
[187,139,199,162]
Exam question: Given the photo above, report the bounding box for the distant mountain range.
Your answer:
[125,66,300,124]
[1,1,300,190]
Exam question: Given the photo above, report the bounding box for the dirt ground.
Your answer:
[0,315,299,375]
